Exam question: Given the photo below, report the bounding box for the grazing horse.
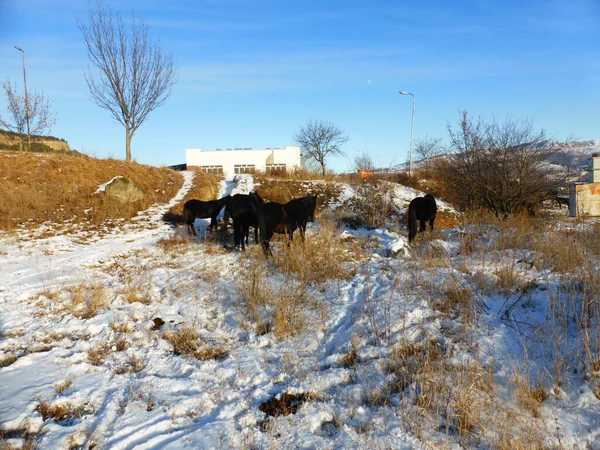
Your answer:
[225,192,264,250]
[258,194,318,256]
[407,194,437,242]
[183,195,232,236]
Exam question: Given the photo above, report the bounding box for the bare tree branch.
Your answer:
[437,111,561,218]
[78,1,177,162]
[353,150,376,172]
[293,119,348,178]
[0,80,56,151]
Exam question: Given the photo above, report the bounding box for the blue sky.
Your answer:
[0,0,598,172]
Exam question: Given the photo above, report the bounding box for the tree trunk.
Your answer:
[18,134,23,152]
[125,128,133,162]
[321,163,326,179]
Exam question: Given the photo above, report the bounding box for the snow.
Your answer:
[94,176,125,194]
[1,172,600,448]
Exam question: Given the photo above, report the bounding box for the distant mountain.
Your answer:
[379,139,600,181]
[545,140,600,181]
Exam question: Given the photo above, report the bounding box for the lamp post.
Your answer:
[14,45,30,149]
[399,91,415,176]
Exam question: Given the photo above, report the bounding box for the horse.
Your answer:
[224,192,264,250]
[258,194,318,256]
[183,195,232,236]
[407,194,437,242]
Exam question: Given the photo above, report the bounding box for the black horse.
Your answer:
[407,194,437,242]
[258,194,318,256]
[224,192,264,250]
[183,195,232,236]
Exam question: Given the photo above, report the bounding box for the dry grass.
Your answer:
[115,354,147,375]
[54,378,74,395]
[121,282,153,305]
[0,353,18,368]
[494,265,523,295]
[347,180,396,228]
[165,170,221,217]
[237,260,311,339]
[0,151,182,232]
[87,342,113,366]
[35,399,91,422]
[66,283,107,319]
[433,278,475,322]
[271,215,352,284]
[513,372,549,418]
[157,233,191,257]
[163,326,229,361]
[252,176,344,212]
[110,321,134,333]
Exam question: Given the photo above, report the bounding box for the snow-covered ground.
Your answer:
[1,172,599,449]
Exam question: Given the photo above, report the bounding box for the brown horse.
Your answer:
[224,192,264,250]
[407,194,437,242]
[183,195,232,236]
[258,194,318,256]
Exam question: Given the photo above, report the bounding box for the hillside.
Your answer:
[0,169,599,448]
[0,129,71,153]
[0,151,183,233]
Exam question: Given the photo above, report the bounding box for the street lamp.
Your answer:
[399,91,415,176]
[14,45,30,149]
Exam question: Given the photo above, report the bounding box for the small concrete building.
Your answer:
[186,146,301,178]
[569,153,600,217]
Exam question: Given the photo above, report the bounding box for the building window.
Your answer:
[234,164,255,174]
[201,165,223,175]
[266,164,286,175]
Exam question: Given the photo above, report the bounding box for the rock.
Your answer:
[104,176,144,203]
[151,317,165,331]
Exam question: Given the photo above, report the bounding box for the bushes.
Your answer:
[434,112,562,218]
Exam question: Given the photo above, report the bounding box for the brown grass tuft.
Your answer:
[0,353,18,368]
[163,326,229,361]
[35,399,91,422]
[67,283,107,319]
[237,261,310,339]
[513,372,549,418]
[54,378,74,395]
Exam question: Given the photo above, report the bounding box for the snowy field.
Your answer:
[1,172,599,449]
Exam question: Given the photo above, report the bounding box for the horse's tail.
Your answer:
[407,200,417,242]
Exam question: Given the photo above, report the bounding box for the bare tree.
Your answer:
[294,119,348,178]
[78,1,177,162]
[414,136,444,168]
[437,111,559,218]
[353,150,376,172]
[0,80,56,151]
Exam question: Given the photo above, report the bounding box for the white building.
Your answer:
[569,153,600,217]
[186,146,301,178]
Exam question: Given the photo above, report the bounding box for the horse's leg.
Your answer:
[263,230,274,257]
[299,222,306,242]
[189,218,197,236]
[429,215,435,231]
[210,216,217,232]
[233,219,241,250]
[244,221,250,245]
[419,219,427,233]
